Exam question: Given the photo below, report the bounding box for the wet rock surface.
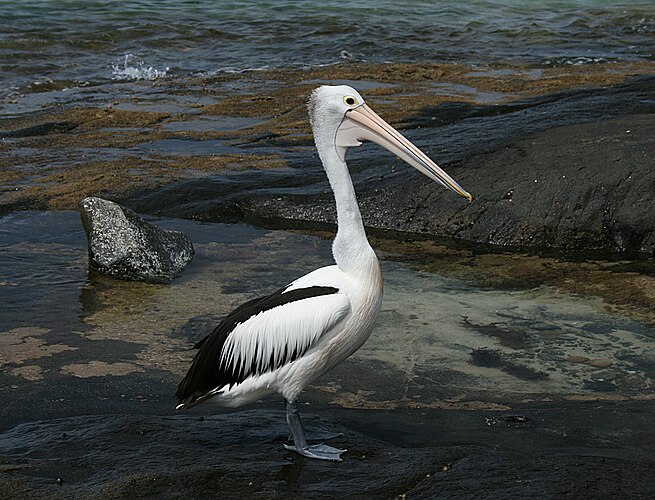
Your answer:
[0,404,653,499]
[364,112,655,255]
[80,197,194,283]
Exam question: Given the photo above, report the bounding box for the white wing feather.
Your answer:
[220,293,351,376]
[286,265,344,291]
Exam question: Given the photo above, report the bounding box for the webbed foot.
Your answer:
[284,442,346,461]
[284,400,347,461]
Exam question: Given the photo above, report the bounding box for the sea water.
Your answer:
[1,0,653,98]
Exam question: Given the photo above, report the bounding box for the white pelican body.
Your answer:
[205,262,381,408]
[176,85,470,461]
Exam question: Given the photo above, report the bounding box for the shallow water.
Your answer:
[1,210,653,428]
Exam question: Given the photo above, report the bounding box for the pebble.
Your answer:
[566,355,590,363]
[587,358,613,368]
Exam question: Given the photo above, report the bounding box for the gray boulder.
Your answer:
[80,197,194,283]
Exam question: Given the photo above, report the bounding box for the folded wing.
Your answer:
[175,285,351,408]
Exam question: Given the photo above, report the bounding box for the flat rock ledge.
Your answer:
[80,197,194,283]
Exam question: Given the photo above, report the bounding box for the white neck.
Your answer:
[316,142,377,275]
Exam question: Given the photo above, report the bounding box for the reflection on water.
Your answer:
[1,210,653,424]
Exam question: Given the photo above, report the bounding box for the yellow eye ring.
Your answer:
[343,95,358,106]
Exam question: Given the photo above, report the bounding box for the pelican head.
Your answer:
[309,85,471,202]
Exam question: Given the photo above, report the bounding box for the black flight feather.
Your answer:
[175,285,339,408]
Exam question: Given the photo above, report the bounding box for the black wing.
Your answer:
[175,285,339,408]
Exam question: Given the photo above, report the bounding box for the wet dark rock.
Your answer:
[365,112,655,256]
[503,414,531,425]
[1,405,654,499]
[1,121,77,138]
[79,197,194,283]
[484,414,534,429]
[172,315,223,345]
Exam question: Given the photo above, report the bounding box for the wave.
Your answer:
[544,56,610,67]
[111,54,169,81]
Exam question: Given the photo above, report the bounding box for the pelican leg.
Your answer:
[283,400,346,461]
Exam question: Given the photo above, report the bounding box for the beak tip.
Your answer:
[466,193,473,203]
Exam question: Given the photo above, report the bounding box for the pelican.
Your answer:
[176,85,471,461]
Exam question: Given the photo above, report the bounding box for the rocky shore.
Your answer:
[2,62,655,499]
[2,62,654,257]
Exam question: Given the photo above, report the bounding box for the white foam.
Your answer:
[545,56,608,67]
[205,65,271,75]
[111,54,169,81]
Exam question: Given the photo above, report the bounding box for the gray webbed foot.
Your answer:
[283,443,346,461]
[285,400,347,461]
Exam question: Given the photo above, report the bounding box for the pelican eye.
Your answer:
[343,95,358,106]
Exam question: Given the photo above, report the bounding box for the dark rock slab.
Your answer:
[0,121,77,138]
[0,403,653,499]
[364,112,655,255]
[79,197,194,283]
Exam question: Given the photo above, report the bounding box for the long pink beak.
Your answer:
[335,103,472,202]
